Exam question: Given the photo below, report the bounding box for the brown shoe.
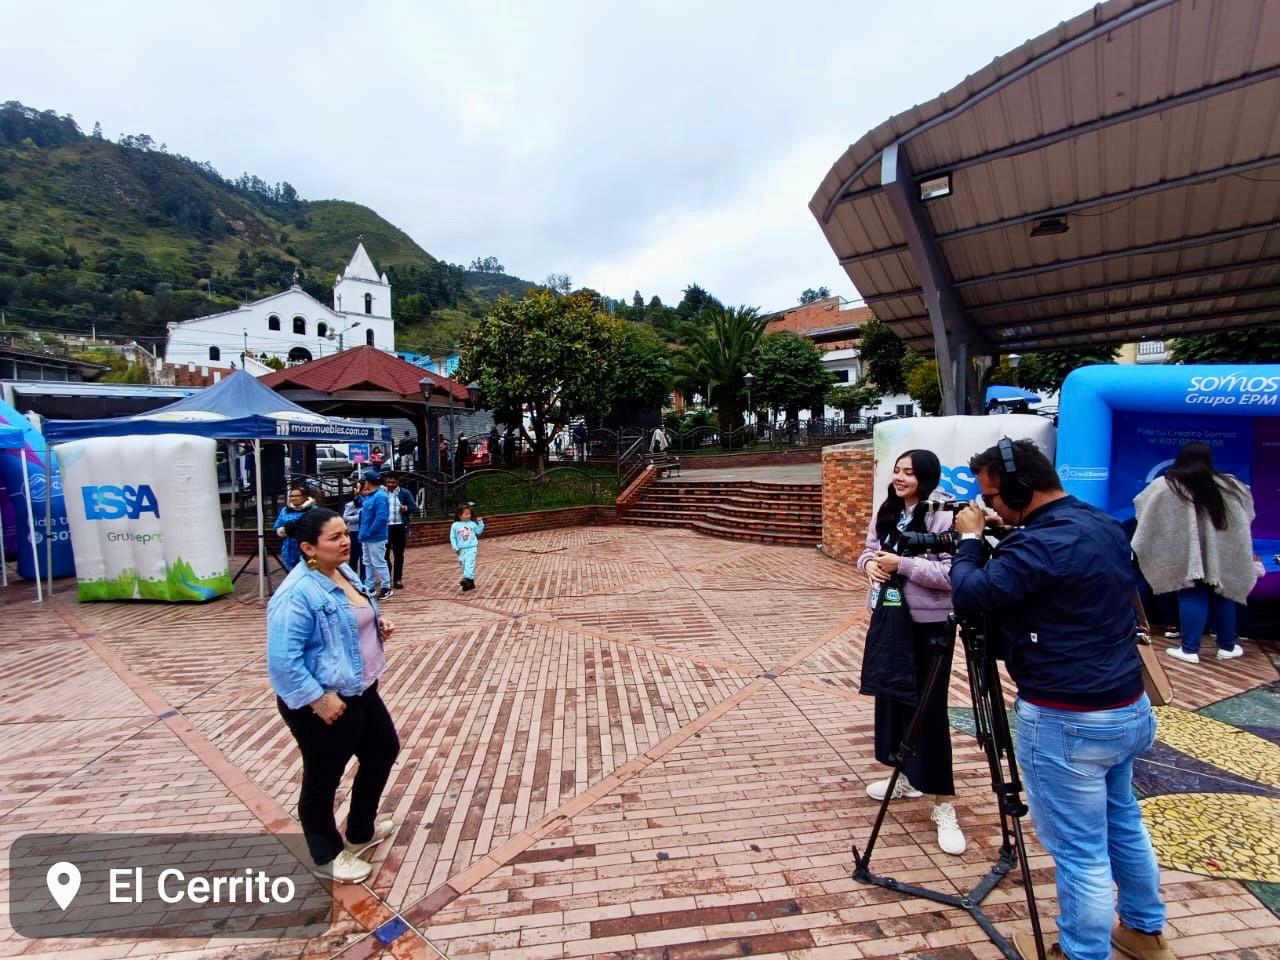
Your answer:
[1012,930,1069,959]
[1112,922,1175,960]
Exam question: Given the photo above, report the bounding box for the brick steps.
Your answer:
[625,514,820,546]
[627,507,821,536]
[624,479,822,547]
[643,494,819,518]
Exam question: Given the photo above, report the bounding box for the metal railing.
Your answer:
[233,467,615,525]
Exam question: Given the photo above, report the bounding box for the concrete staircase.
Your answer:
[622,479,822,546]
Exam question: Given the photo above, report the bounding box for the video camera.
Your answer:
[890,501,1010,556]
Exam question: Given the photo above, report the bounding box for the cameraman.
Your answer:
[950,440,1173,960]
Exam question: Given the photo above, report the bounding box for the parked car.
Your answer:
[316,444,352,474]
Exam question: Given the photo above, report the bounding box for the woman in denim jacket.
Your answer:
[267,508,401,883]
[857,449,965,857]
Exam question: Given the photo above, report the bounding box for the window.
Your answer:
[365,328,375,346]
[268,315,281,331]
[292,316,306,335]
[287,347,313,364]
[209,346,221,362]
[364,293,373,315]
[832,369,850,383]
[316,322,328,339]
[896,403,915,418]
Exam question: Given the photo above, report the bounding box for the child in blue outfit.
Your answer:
[450,503,484,592]
[274,485,316,570]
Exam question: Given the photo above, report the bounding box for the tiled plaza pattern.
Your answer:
[2,526,1278,959]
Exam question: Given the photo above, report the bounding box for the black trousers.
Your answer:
[348,532,362,577]
[385,525,407,583]
[277,683,400,865]
[873,619,956,796]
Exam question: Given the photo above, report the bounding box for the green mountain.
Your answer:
[0,101,531,356]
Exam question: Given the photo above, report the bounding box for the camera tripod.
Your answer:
[851,613,1047,960]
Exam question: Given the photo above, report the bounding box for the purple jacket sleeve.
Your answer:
[856,523,880,576]
[898,551,952,591]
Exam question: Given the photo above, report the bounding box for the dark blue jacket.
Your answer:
[951,495,1143,709]
[387,487,415,530]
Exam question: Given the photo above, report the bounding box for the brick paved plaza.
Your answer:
[2,526,1279,959]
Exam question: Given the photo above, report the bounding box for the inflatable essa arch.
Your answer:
[1057,364,1280,601]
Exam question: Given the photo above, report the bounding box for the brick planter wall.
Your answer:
[227,505,618,555]
[821,443,875,564]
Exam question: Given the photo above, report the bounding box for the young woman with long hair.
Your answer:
[857,449,965,856]
[1132,441,1259,664]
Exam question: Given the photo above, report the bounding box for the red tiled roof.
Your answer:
[258,346,468,400]
[765,297,873,336]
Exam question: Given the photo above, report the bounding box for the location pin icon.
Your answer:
[47,862,81,911]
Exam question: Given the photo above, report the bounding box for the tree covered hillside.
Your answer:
[0,101,530,355]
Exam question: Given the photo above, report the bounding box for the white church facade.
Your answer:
[163,243,395,375]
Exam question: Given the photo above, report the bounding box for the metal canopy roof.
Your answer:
[811,0,1280,356]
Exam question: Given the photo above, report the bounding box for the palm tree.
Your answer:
[672,305,768,447]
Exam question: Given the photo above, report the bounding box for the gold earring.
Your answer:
[306,556,318,568]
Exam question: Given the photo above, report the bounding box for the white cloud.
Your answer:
[0,0,1090,309]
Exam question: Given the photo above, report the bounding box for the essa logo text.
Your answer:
[82,485,161,521]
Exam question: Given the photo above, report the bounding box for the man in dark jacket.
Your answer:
[951,439,1173,960]
[382,472,415,590]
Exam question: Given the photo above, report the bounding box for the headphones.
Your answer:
[997,436,1035,511]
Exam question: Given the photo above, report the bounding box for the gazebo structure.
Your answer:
[811,0,1280,414]
[258,346,471,471]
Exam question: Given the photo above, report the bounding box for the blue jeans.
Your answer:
[1177,584,1236,653]
[1014,695,1165,960]
[362,539,390,592]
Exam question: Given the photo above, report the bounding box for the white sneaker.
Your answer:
[931,802,966,855]
[345,817,396,856]
[1216,645,1245,661]
[1166,647,1200,664]
[314,849,372,883]
[866,777,923,801]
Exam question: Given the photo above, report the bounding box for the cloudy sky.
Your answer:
[4,0,1086,312]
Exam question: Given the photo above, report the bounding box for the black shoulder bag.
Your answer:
[859,571,918,704]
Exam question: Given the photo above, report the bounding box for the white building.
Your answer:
[164,243,395,370]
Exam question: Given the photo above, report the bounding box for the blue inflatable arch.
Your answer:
[1057,364,1280,600]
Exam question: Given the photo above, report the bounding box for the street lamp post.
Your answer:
[744,372,755,444]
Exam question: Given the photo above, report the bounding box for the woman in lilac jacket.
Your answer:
[856,448,965,856]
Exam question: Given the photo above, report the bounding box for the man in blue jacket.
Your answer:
[951,439,1173,960]
[358,471,393,600]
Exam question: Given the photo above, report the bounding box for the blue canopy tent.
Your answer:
[0,423,40,598]
[985,385,1042,407]
[42,371,390,599]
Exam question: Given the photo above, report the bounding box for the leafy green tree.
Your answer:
[904,356,943,415]
[799,286,831,305]
[676,283,722,324]
[750,331,834,420]
[672,305,768,444]
[613,323,673,410]
[1014,346,1119,394]
[459,289,623,469]
[857,318,910,394]
[1168,327,1280,364]
[544,272,572,295]
[827,382,882,419]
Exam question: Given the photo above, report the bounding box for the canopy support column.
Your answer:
[255,438,265,600]
[881,142,992,415]
[44,452,53,599]
[22,453,41,602]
